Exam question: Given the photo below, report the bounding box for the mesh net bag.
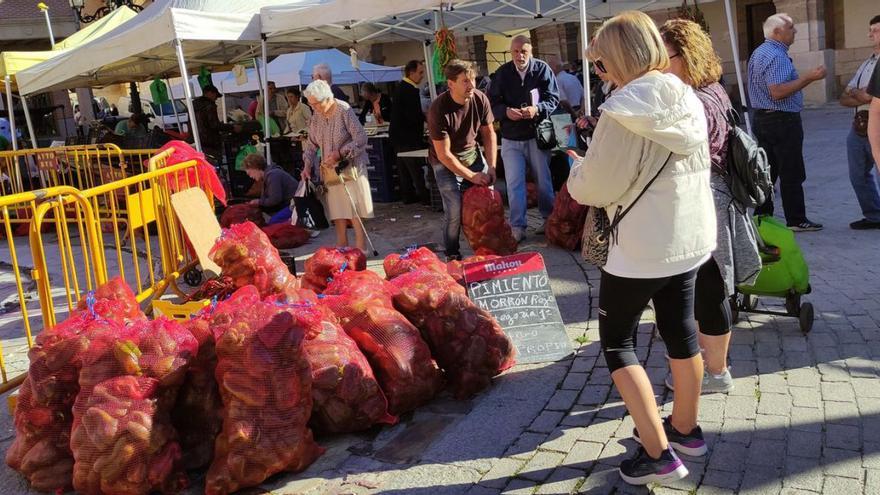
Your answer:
[219,204,265,228]
[321,270,442,415]
[206,286,322,495]
[172,313,223,470]
[261,223,311,250]
[526,182,538,209]
[383,247,448,280]
[546,183,588,251]
[446,255,501,286]
[210,221,297,298]
[5,313,110,493]
[390,269,516,398]
[301,247,367,293]
[298,301,395,433]
[462,187,518,256]
[75,277,145,324]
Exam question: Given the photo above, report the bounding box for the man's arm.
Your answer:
[536,64,560,117]
[431,137,489,186]
[479,124,497,183]
[840,87,873,108]
[769,66,826,101]
[488,70,520,122]
[869,97,880,171]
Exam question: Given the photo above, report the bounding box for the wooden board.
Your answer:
[170,188,222,277]
[464,252,573,364]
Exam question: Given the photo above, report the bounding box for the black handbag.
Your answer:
[293,180,329,230]
[535,118,557,150]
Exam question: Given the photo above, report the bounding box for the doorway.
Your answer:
[746,2,777,55]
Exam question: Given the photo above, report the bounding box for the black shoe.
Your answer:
[445,253,462,262]
[850,218,880,230]
[787,220,823,232]
[618,446,688,486]
[633,417,708,456]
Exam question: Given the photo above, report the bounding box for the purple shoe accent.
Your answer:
[678,439,706,449]
[657,458,684,475]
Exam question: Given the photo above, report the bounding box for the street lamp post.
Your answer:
[37,3,56,48]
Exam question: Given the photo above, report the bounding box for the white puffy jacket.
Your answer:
[568,71,716,278]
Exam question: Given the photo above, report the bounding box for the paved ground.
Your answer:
[0,104,877,494]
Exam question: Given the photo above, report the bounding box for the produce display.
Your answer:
[301,246,367,293]
[219,204,264,228]
[75,276,145,324]
[322,270,442,415]
[206,286,322,495]
[390,269,516,398]
[546,183,588,251]
[462,187,518,256]
[526,182,538,209]
[185,276,236,303]
[446,254,501,286]
[383,247,447,280]
[210,221,298,297]
[261,223,311,250]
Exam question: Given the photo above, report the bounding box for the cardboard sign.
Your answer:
[464,252,573,364]
[170,187,222,277]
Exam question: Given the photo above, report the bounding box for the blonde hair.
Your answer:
[660,19,723,88]
[587,10,669,85]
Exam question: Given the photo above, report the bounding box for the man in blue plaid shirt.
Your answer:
[748,13,827,231]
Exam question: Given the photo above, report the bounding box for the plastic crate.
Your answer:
[151,299,211,321]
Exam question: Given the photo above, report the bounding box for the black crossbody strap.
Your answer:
[604,151,674,237]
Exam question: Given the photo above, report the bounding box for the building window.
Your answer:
[746,1,777,55]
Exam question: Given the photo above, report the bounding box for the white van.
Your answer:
[116,96,190,133]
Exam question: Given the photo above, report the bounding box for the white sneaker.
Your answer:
[665,368,734,394]
[511,227,526,243]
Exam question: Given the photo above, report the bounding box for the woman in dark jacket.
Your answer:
[245,153,298,217]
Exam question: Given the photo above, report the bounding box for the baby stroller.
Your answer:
[731,215,814,333]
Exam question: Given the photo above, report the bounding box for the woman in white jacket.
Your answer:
[567,11,716,485]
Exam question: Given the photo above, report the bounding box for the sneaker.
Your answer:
[306,229,321,239]
[445,253,462,262]
[850,218,880,230]
[633,417,708,457]
[511,227,526,243]
[665,369,734,395]
[787,220,823,232]
[618,446,688,485]
[536,221,547,235]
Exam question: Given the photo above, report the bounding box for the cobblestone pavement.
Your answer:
[0,104,877,494]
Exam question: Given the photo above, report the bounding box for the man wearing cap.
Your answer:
[192,84,229,161]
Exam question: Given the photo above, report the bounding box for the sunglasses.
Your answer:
[594,59,607,74]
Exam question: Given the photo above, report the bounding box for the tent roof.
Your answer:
[0,6,138,87]
[15,0,288,96]
[218,49,402,93]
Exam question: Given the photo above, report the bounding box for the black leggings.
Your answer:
[598,269,701,373]
[694,258,732,336]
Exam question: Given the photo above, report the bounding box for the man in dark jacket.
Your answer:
[488,35,559,241]
[359,83,392,125]
[390,60,430,205]
[192,84,229,161]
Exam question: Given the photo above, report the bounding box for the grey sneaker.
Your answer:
[512,227,526,243]
[664,369,734,394]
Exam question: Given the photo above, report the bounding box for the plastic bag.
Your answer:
[446,254,500,286]
[391,269,516,398]
[301,246,367,293]
[261,223,311,250]
[546,183,588,251]
[322,270,442,415]
[301,301,396,433]
[209,221,297,297]
[157,140,227,206]
[462,187,518,256]
[219,203,265,228]
[75,277,145,324]
[206,286,322,495]
[383,247,447,280]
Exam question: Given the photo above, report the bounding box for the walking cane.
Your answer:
[336,164,379,257]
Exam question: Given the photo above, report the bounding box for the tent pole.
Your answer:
[220,95,227,123]
[20,95,37,149]
[723,0,752,135]
[423,41,437,101]
[175,39,202,152]
[4,76,19,151]
[261,36,271,162]
[165,76,184,134]
[578,0,592,116]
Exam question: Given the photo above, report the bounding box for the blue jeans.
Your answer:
[501,138,554,229]
[431,156,487,257]
[846,129,880,222]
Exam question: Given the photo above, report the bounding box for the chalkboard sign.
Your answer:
[464,252,573,364]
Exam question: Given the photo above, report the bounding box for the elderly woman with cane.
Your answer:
[302,79,374,252]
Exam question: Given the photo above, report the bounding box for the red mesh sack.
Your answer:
[5,313,110,492]
[390,269,516,398]
[69,376,187,495]
[206,286,322,495]
[261,223,311,249]
[383,247,447,280]
[526,182,538,209]
[75,277,145,324]
[462,187,518,256]
[301,246,367,293]
[209,221,297,297]
[298,302,396,433]
[322,271,442,415]
[546,183,589,251]
[157,140,227,206]
[172,313,223,470]
[447,254,501,286]
[220,204,265,228]
[185,276,236,302]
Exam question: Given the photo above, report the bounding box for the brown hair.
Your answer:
[587,11,669,85]
[660,19,723,88]
[443,59,476,82]
[243,153,267,171]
